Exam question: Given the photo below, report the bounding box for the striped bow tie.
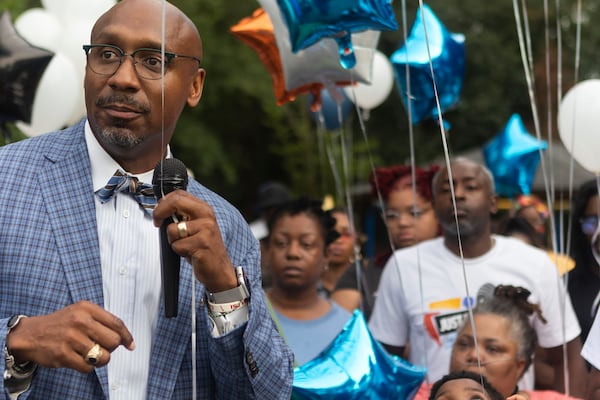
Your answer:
[96,170,157,210]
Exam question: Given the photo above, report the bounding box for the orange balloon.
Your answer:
[230,8,322,108]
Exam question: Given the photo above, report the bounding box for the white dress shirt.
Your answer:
[85,122,161,400]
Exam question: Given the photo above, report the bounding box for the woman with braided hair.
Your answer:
[450,285,579,399]
[416,284,581,400]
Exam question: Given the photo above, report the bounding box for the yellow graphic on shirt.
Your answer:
[429,298,461,309]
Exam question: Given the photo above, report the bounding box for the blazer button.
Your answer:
[249,364,259,378]
[245,349,259,377]
[245,349,254,364]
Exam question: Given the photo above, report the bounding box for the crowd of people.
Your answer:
[250,158,600,399]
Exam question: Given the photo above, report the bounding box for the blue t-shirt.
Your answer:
[273,302,351,366]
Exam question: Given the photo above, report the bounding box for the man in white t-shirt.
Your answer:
[368,157,586,397]
[582,311,600,399]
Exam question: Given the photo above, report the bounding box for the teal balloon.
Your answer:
[391,4,465,124]
[275,0,398,69]
[292,310,426,399]
[483,114,547,197]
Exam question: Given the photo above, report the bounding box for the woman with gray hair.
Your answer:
[448,285,579,400]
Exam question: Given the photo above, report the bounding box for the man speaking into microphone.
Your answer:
[0,0,293,399]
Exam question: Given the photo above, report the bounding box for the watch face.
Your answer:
[7,315,24,329]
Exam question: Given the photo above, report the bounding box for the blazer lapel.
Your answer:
[37,122,109,396]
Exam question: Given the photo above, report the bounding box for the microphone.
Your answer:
[152,158,188,318]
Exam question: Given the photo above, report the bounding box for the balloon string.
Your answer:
[334,79,360,282]
[344,61,403,317]
[315,118,327,197]
[542,0,554,204]
[399,0,434,377]
[159,1,166,198]
[412,0,484,380]
[592,176,600,268]
[516,0,567,392]
[514,0,585,393]
[564,0,583,272]
[158,1,197,397]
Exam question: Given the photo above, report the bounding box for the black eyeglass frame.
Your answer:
[82,44,201,80]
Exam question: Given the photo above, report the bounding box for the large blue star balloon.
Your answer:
[391,4,465,124]
[483,113,547,197]
[292,310,426,399]
[275,0,398,69]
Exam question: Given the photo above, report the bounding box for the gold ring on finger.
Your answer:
[177,221,189,238]
[85,343,102,365]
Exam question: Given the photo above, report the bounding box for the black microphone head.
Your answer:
[152,158,188,199]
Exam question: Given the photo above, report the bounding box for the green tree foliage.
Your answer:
[1,0,598,218]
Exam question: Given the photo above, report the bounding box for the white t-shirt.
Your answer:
[582,310,600,369]
[368,235,581,388]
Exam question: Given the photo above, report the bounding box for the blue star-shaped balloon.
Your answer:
[483,113,547,197]
[275,0,398,69]
[391,4,465,124]
[292,310,426,400]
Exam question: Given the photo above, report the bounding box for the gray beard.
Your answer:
[98,126,143,149]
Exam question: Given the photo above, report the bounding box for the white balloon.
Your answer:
[56,19,92,125]
[40,0,70,21]
[64,71,87,126]
[558,79,600,174]
[59,19,94,77]
[14,8,61,52]
[16,54,80,137]
[42,0,115,22]
[343,51,394,110]
[15,0,116,128]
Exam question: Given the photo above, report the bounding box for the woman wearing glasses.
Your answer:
[568,179,600,344]
[330,164,440,318]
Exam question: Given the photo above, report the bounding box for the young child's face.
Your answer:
[433,378,491,400]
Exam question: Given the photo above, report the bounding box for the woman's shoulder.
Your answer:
[525,390,583,400]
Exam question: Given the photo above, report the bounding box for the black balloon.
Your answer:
[0,11,53,124]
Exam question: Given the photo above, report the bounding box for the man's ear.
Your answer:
[187,68,205,107]
[490,194,498,215]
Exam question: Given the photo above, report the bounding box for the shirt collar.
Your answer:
[85,120,171,191]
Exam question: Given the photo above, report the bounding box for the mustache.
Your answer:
[96,95,150,113]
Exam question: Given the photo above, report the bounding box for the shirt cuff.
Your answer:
[208,304,249,337]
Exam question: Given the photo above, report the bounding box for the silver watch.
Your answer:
[4,315,36,381]
[207,267,250,303]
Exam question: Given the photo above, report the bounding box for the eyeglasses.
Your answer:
[580,215,599,236]
[82,44,201,80]
[384,207,432,220]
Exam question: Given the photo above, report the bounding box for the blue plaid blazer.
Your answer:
[0,120,293,399]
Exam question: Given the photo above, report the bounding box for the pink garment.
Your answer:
[526,390,582,400]
[412,383,582,400]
